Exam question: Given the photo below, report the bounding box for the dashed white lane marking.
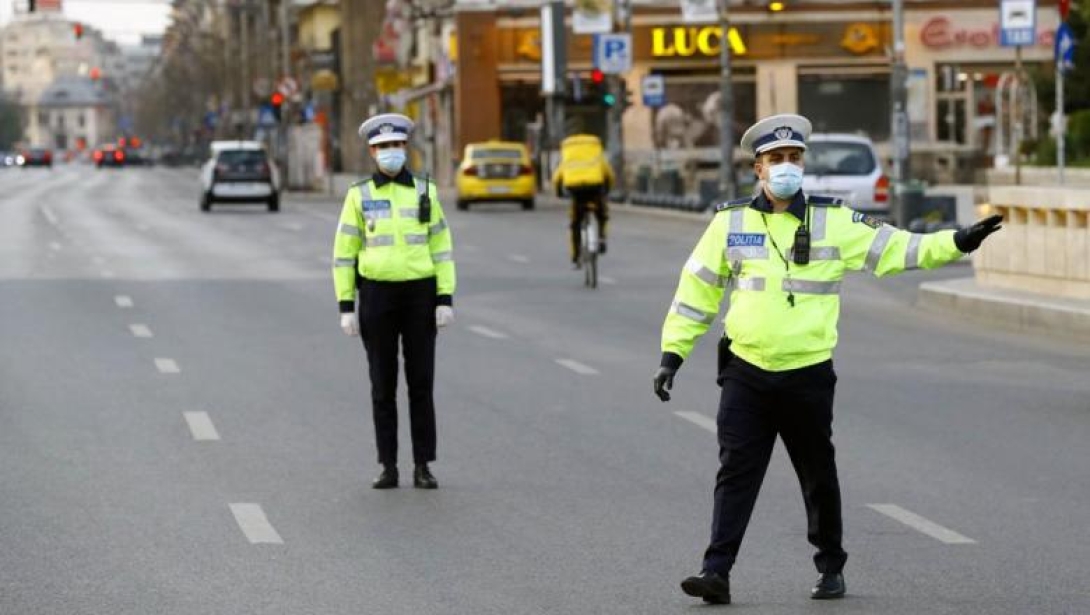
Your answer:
[469,325,508,340]
[49,241,63,251]
[41,206,59,226]
[129,324,153,338]
[183,411,221,441]
[100,270,116,279]
[114,295,134,308]
[866,504,976,544]
[508,254,530,263]
[674,411,717,434]
[599,275,618,285]
[154,358,180,374]
[555,358,598,375]
[229,504,283,544]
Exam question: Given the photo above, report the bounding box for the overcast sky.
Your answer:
[0,0,171,46]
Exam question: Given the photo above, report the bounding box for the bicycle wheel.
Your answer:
[583,217,598,288]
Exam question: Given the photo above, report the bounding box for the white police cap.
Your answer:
[740,113,812,156]
[358,113,414,145]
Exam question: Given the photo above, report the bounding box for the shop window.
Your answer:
[934,63,1016,150]
[798,71,890,141]
[652,72,756,149]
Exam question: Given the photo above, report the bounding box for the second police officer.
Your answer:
[653,114,1002,604]
[332,113,456,490]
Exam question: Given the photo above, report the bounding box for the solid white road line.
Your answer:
[41,206,59,226]
[129,324,153,338]
[508,254,530,263]
[154,358,180,374]
[114,295,134,308]
[555,358,598,375]
[183,411,221,441]
[229,504,283,544]
[866,504,976,544]
[674,411,717,434]
[468,325,509,340]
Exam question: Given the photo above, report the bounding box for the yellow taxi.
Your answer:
[455,141,536,211]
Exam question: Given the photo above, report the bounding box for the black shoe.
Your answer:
[372,465,398,489]
[811,572,845,600]
[598,240,607,255]
[413,463,438,489]
[680,571,731,605]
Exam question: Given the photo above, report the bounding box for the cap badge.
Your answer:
[773,126,793,140]
[379,123,395,134]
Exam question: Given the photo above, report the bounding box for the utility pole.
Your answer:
[606,0,631,198]
[717,0,735,200]
[240,7,251,138]
[890,0,910,227]
[1014,44,1024,186]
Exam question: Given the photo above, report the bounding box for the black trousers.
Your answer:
[357,277,438,466]
[568,185,609,261]
[703,358,848,576]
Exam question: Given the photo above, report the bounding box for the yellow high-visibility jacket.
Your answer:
[660,192,964,372]
[332,171,455,311]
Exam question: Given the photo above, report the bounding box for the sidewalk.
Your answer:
[919,278,1090,340]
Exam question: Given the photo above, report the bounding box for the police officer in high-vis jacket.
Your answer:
[653,114,1002,605]
[332,113,456,490]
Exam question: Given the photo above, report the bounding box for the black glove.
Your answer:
[953,214,1003,253]
[653,366,677,402]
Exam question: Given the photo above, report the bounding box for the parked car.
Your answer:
[94,144,126,168]
[801,133,888,214]
[199,141,280,212]
[19,147,53,168]
[455,140,536,211]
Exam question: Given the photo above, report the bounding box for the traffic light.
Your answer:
[590,68,605,86]
[270,92,284,121]
[73,23,83,39]
[602,91,617,108]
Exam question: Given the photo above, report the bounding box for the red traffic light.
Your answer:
[270,92,285,106]
[590,69,605,85]
[73,23,83,39]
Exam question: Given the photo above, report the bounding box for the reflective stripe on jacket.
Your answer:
[331,176,456,304]
[660,195,963,372]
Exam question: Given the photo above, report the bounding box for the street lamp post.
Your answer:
[718,0,735,200]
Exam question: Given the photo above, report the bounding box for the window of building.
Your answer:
[78,113,86,128]
[798,67,890,141]
[38,111,48,126]
[57,114,65,128]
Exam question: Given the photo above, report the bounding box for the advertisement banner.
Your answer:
[573,0,613,35]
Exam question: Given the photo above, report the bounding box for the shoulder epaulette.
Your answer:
[714,197,752,212]
[807,195,844,207]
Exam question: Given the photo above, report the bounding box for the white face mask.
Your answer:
[765,162,803,200]
[376,147,406,173]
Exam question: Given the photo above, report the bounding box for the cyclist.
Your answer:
[552,134,615,268]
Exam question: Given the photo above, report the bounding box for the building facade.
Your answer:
[453,0,1058,183]
[31,76,115,150]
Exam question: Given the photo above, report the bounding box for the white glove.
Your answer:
[340,312,359,336]
[435,305,455,328]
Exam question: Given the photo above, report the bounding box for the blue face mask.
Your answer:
[376,148,406,174]
[766,162,803,200]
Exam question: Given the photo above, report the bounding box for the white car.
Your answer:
[802,134,889,214]
[199,141,281,212]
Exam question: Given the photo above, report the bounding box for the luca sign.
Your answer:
[651,26,746,57]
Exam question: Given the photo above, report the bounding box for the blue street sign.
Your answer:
[1056,22,1076,74]
[257,104,278,127]
[641,74,665,109]
[593,33,632,75]
[999,0,1036,47]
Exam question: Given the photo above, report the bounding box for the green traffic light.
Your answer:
[603,93,616,107]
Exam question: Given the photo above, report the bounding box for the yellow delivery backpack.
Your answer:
[557,134,607,188]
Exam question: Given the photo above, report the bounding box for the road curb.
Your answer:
[918,277,1090,340]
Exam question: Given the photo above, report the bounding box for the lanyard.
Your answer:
[760,213,796,307]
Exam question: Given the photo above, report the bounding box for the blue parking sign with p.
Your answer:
[594,34,632,75]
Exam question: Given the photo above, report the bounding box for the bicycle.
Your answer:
[580,202,600,289]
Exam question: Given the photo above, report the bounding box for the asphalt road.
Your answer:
[2,164,1088,614]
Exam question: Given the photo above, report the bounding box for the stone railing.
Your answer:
[976,187,1090,300]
